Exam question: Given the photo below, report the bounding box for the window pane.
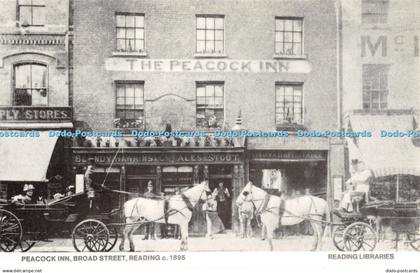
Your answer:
[116,97,125,105]
[206,17,215,29]
[127,39,135,51]
[135,15,144,27]
[197,30,205,40]
[294,20,302,31]
[215,18,224,29]
[126,28,135,39]
[215,85,223,96]
[197,17,205,28]
[197,86,205,97]
[214,97,223,106]
[207,97,215,106]
[15,65,31,88]
[293,44,302,55]
[126,15,135,27]
[31,65,46,88]
[32,89,47,105]
[117,28,126,38]
[284,43,293,55]
[135,28,144,39]
[205,41,215,51]
[293,32,302,43]
[206,85,215,97]
[32,7,45,25]
[19,6,32,25]
[284,20,293,31]
[275,43,284,54]
[206,30,215,41]
[275,32,283,42]
[284,32,293,42]
[197,97,205,105]
[125,97,135,106]
[116,15,125,27]
[197,41,205,52]
[126,85,135,97]
[117,39,126,50]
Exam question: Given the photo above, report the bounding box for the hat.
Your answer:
[23,184,35,192]
[88,158,95,165]
[147,180,153,187]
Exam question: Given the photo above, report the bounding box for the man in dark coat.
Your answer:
[143,180,156,240]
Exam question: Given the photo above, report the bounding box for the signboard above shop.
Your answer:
[105,58,312,73]
[0,107,73,122]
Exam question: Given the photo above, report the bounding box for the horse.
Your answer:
[119,181,210,251]
[236,181,329,251]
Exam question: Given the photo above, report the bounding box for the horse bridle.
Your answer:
[242,184,271,215]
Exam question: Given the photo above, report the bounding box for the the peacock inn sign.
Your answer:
[105,58,312,73]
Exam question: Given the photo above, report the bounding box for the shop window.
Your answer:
[196,82,224,129]
[275,17,303,56]
[361,0,389,25]
[18,0,45,27]
[14,63,48,106]
[115,82,144,129]
[162,166,193,194]
[275,83,303,127]
[362,64,389,110]
[196,15,224,54]
[116,13,145,52]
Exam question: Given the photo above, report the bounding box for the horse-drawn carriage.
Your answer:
[0,181,210,252]
[332,200,420,252]
[0,191,122,252]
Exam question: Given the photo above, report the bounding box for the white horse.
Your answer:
[119,181,210,251]
[236,182,329,251]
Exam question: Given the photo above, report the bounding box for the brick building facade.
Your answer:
[71,0,345,235]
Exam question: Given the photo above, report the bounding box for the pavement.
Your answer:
[27,231,418,252]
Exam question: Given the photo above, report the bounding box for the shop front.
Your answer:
[71,142,245,236]
[0,106,73,201]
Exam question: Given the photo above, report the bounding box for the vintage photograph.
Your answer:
[0,0,419,254]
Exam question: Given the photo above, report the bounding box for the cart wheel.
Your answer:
[332,225,346,251]
[343,222,377,251]
[409,232,420,251]
[105,227,119,252]
[72,219,109,252]
[0,209,22,252]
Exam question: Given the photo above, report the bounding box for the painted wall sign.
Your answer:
[73,152,242,165]
[0,107,73,122]
[248,150,327,161]
[105,58,312,73]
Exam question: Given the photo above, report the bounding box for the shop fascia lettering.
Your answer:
[74,153,240,164]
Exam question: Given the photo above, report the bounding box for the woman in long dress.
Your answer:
[203,192,225,238]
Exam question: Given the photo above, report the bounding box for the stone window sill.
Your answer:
[273,54,307,60]
[194,53,227,59]
[111,51,148,57]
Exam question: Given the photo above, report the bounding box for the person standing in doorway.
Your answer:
[203,192,224,238]
[213,181,230,228]
[143,180,156,240]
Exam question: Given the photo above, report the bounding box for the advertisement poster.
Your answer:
[0,0,419,272]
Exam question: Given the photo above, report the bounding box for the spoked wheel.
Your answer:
[72,219,109,252]
[105,226,119,252]
[343,222,377,251]
[409,231,420,251]
[332,225,346,251]
[0,209,22,252]
[18,233,36,252]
